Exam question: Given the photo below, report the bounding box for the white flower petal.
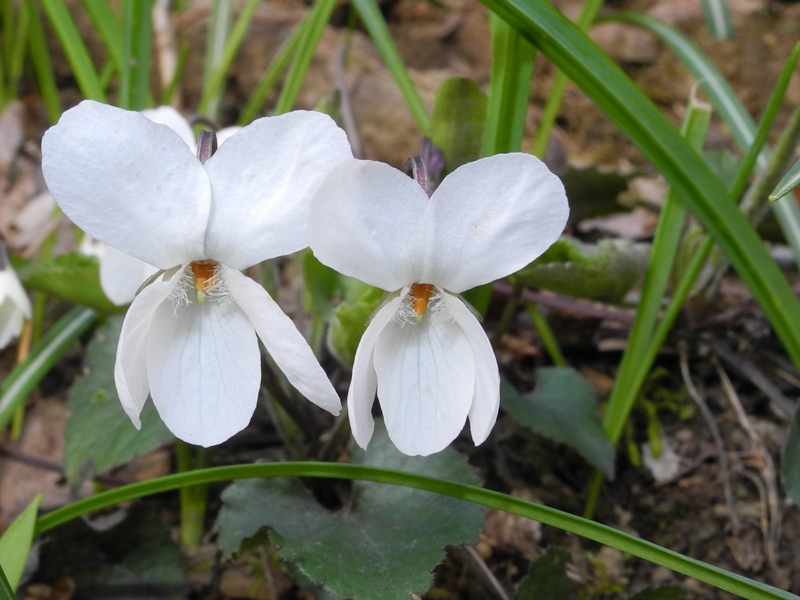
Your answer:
[142,106,196,149]
[309,160,428,291]
[203,111,353,269]
[42,100,210,268]
[223,267,341,415]
[346,295,402,449]
[99,244,159,306]
[0,267,31,320]
[145,280,261,447]
[444,294,499,445]
[114,270,179,428]
[373,306,475,456]
[215,126,241,146]
[0,298,25,349]
[421,153,569,292]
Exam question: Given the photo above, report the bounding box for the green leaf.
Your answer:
[327,286,384,369]
[781,407,800,503]
[64,314,173,485]
[700,0,734,40]
[771,156,800,202]
[501,368,615,477]
[23,252,122,313]
[628,585,688,600]
[217,422,484,600]
[0,563,13,600]
[478,0,800,379]
[0,494,41,591]
[517,546,573,600]
[514,236,650,304]
[429,77,487,174]
[559,165,632,224]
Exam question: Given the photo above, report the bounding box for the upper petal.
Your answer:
[146,281,261,446]
[141,106,196,149]
[421,153,569,292]
[203,111,353,269]
[223,266,341,415]
[115,269,179,428]
[309,160,428,291]
[373,305,475,456]
[346,295,402,449]
[444,294,500,445]
[42,100,210,268]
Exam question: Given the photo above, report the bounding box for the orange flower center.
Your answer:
[409,283,435,320]
[190,260,217,303]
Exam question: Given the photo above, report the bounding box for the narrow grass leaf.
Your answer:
[201,0,232,120]
[0,494,41,591]
[81,0,124,73]
[701,0,734,40]
[0,564,12,600]
[352,0,429,133]
[25,0,60,122]
[771,157,800,202]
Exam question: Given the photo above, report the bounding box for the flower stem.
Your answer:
[174,440,210,549]
[525,302,567,366]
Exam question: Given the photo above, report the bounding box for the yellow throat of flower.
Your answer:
[409,283,435,322]
[190,260,217,304]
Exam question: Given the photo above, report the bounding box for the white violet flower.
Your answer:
[43,100,352,446]
[0,242,31,350]
[308,154,569,456]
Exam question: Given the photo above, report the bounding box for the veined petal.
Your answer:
[309,160,427,291]
[203,111,353,269]
[99,243,159,306]
[42,100,210,268]
[146,277,261,446]
[222,266,341,415]
[347,295,403,449]
[373,305,475,456]
[444,294,499,445]
[142,106,196,149]
[421,153,569,293]
[114,270,179,428]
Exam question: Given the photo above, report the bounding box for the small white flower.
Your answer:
[43,100,352,446]
[308,155,569,456]
[78,107,239,306]
[0,243,32,349]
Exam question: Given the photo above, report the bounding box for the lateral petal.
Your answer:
[347,295,402,449]
[222,267,341,415]
[114,270,179,428]
[203,111,353,269]
[309,160,427,291]
[373,306,475,456]
[146,279,261,446]
[42,100,210,268]
[421,153,569,292]
[141,106,196,149]
[444,294,500,445]
[99,243,159,306]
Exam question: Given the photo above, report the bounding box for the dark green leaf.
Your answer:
[0,494,41,591]
[514,236,649,304]
[559,165,632,225]
[64,314,172,485]
[0,563,12,600]
[23,252,122,313]
[781,407,800,503]
[429,77,487,174]
[302,249,342,319]
[501,368,615,477]
[516,546,573,600]
[217,421,484,600]
[628,585,688,600]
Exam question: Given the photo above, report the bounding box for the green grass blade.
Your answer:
[198,0,259,116]
[40,0,106,101]
[483,13,535,155]
[351,0,429,133]
[201,0,232,120]
[6,0,30,100]
[0,308,96,432]
[477,0,800,372]
[25,0,60,122]
[602,99,710,446]
[607,12,800,265]
[120,0,153,110]
[0,495,41,591]
[771,157,800,202]
[274,0,336,115]
[531,0,602,158]
[80,0,124,73]
[701,0,734,40]
[0,563,12,600]
[34,462,799,600]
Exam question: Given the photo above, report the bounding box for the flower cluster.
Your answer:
[41,100,568,454]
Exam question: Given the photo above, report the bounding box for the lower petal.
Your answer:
[114,271,179,428]
[222,267,341,415]
[347,296,402,449]
[445,294,500,445]
[373,309,475,456]
[145,282,261,446]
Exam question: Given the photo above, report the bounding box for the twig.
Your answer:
[713,356,781,572]
[0,447,132,487]
[678,343,739,531]
[453,546,511,600]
